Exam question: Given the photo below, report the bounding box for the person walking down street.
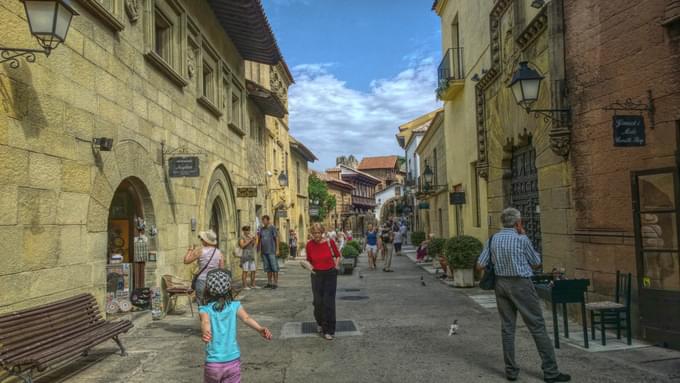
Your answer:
[381,223,395,272]
[306,223,342,340]
[184,230,224,305]
[336,230,346,250]
[199,269,272,383]
[289,229,298,259]
[258,215,279,289]
[392,221,403,257]
[399,221,408,246]
[238,226,258,290]
[476,208,570,383]
[364,224,379,270]
[379,222,391,261]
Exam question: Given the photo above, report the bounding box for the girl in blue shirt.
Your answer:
[200,269,272,383]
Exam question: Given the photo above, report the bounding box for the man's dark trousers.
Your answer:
[495,276,560,380]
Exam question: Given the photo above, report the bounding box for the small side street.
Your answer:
[37,247,680,383]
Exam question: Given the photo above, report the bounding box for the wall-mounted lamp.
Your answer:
[508,61,571,124]
[1,0,79,68]
[471,73,480,82]
[277,171,289,187]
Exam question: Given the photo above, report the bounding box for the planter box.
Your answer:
[341,258,354,275]
[453,268,475,287]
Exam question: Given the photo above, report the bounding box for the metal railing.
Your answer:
[437,47,464,90]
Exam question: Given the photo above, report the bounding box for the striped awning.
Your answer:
[207,0,282,65]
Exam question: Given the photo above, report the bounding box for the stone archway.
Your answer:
[199,164,237,268]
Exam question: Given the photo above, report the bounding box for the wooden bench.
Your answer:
[0,293,133,383]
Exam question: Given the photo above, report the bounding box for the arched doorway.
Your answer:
[108,177,155,290]
[209,198,226,248]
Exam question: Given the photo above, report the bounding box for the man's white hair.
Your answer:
[501,208,522,228]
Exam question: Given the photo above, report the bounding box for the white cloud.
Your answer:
[288,56,441,170]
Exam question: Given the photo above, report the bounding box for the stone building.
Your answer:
[396,109,439,233]
[289,136,317,243]
[433,0,490,243]
[565,0,680,347]
[415,111,450,237]
[326,165,380,236]
[357,155,404,192]
[0,0,288,313]
[313,170,354,234]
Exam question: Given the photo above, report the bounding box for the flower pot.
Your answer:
[453,268,475,287]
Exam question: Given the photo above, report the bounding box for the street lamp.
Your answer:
[508,61,571,123]
[277,171,289,187]
[1,0,79,68]
[423,164,434,186]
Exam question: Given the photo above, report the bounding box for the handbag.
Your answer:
[479,235,496,290]
[191,248,217,291]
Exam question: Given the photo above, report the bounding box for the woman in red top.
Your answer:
[306,222,341,340]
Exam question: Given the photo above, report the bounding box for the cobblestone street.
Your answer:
[35,247,680,383]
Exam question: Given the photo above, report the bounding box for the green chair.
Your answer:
[586,271,632,345]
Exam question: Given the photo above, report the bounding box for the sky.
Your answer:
[260,0,443,170]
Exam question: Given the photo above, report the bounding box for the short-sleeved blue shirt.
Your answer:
[366,230,378,246]
[199,300,242,363]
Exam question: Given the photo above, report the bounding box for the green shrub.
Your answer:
[341,245,360,258]
[411,231,426,247]
[277,242,290,259]
[427,238,446,258]
[346,239,362,253]
[445,235,483,269]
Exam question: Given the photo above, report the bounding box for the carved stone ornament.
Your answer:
[125,0,140,23]
[549,128,571,158]
[187,49,196,79]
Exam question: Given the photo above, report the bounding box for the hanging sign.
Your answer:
[277,209,288,218]
[169,156,200,177]
[613,115,645,147]
[309,207,320,217]
[237,187,257,198]
[449,191,466,205]
[418,201,430,209]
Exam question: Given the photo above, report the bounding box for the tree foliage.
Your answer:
[308,174,336,222]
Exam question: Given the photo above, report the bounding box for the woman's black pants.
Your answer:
[311,268,337,335]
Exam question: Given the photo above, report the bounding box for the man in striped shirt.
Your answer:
[477,208,570,383]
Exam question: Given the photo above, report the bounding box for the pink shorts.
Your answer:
[204,359,241,383]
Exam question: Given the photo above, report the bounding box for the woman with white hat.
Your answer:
[184,230,224,305]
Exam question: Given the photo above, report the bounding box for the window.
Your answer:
[438,208,444,238]
[76,0,124,31]
[154,12,171,62]
[197,43,221,117]
[144,0,187,87]
[285,152,289,174]
[296,161,301,193]
[273,148,277,172]
[230,83,243,129]
[433,148,439,186]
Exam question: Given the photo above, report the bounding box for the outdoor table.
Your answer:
[533,276,591,349]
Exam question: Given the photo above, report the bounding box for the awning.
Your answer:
[246,80,286,118]
[208,0,282,65]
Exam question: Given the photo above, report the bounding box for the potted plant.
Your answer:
[277,241,290,267]
[345,240,362,264]
[427,238,447,277]
[445,235,483,287]
[340,245,359,274]
[411,231,426,247]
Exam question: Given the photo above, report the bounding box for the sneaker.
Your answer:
[244,287,251,291]
[323,334,334,340]
[544,373,571,383]
[252,285,261,289]
[264,284,272,289]
[272,284,278,289]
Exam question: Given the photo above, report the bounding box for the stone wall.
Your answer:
[0,0,261,313]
